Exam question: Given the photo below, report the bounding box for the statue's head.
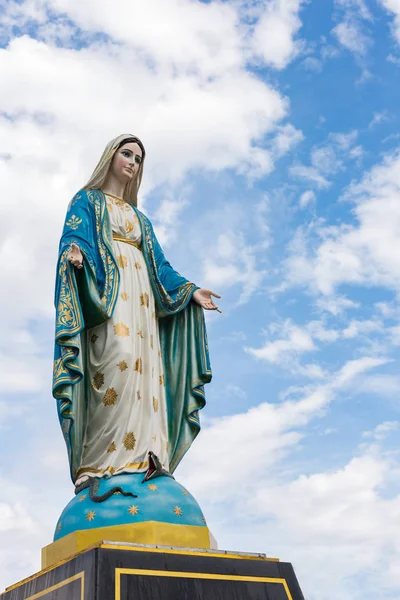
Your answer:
[84,134,146,206]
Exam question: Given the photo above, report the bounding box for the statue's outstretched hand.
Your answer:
[193,288,222,313]
[68,243,84,269]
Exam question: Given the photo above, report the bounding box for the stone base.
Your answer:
[1,541,305,600]
[42,521,213,569]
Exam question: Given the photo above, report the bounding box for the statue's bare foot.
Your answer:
[75,475,89,488]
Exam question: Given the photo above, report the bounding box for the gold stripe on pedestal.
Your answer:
[42,522,212,569]
[115,569,293,600]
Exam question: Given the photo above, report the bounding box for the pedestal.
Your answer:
[1,541,305,599]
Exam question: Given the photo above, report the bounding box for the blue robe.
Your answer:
[53,189,211,482]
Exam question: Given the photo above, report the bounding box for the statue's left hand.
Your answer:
[193,288,222,313]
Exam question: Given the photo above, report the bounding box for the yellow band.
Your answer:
[112,234,142,251]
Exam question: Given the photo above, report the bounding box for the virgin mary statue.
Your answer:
[53,134,220,491]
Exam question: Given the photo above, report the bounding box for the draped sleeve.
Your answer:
[53,189,119,481]
[135,208,212,472]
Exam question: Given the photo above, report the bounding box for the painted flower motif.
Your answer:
[125,219,134,234]
[117,255,128,269]
[120,292,129,301]
[117,360,128,372]
[114,322,130,337]
[103,387,118,406]
[107,442,117,453]
[66,215,82,230]
[140,292,149,307]
[92,371,104,390]
[124,432,136,451]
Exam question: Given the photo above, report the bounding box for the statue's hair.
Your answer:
[83,134,146,207]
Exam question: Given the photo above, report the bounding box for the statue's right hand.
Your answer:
[68,243,84,269]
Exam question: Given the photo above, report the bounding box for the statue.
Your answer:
[51,134,220,546]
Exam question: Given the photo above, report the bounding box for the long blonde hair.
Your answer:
[83,133,146,207]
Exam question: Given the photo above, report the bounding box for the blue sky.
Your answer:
[1,1,400,598]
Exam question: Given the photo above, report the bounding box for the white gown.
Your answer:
[77,194,169,480]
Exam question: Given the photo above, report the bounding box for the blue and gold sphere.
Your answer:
[54,473,207,541]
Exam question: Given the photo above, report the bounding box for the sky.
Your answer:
[0,0,400,598]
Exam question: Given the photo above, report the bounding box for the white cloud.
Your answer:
[333,19,370,55]
[316,295,360,316]
[290,130,362,189]
[342,319,383,339]
[378,0,400,45]
[299,189,316,208]
[289,164,331,188]
[333,0,373,59]
[252,0,306,69]
[301,56,323,72]
[363,420,399,440]
[368,110,389,129]
[285,148,400,296]
[246,319,316,364]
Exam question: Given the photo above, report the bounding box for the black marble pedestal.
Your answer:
[1,542,305,599]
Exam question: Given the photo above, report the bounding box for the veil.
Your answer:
[83,133,146,207]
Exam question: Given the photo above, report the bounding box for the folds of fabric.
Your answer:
[53,189,212,482]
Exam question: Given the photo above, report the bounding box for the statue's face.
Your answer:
[111,142,143,183]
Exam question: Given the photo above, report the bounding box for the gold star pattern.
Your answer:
[181,489,189,496]
[137,330,144,338]
[202,515,207,524]
[114,322,130,337]
[128,505,139,516]
[134,358,143,374]
[158,350,162,357]
[78,494,87,502]
[116,255,128,269]
[107,441,117,453]
[165,441,169,451]
[148,484,158,491]
[124,432,136,451]
[152,311,156,319]
[103,387,118,406]
[173,506,183,517]
[134,261,142,270]
[125,219,134,234]
[121,292,129,301]
[153,397,159,412]
[117,360,128,372]
[159,375,165,386]
[140,292,149,308]
[57,522,62,531]
[86,511,96,521]
[92,371,104,390]
[137,390,141,400]
[91,333,98,343]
